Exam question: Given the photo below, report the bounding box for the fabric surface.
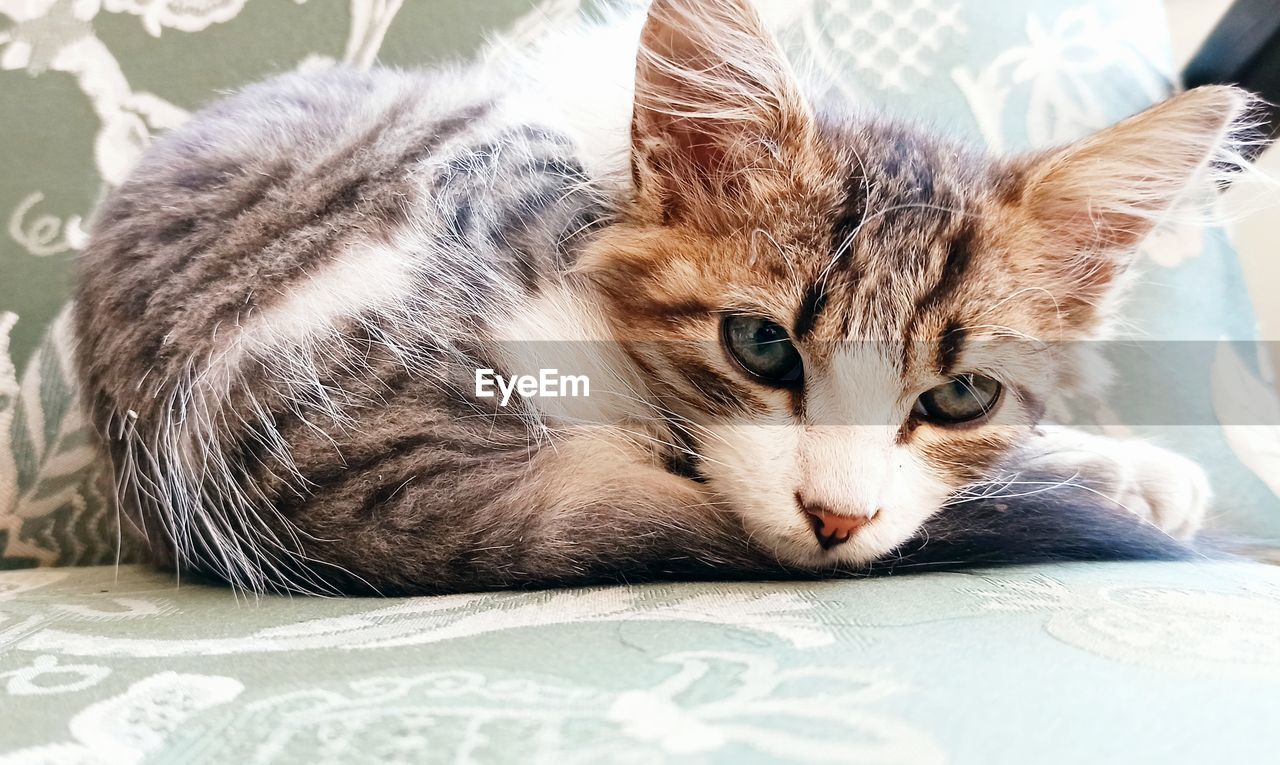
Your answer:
[1,561,1278,763]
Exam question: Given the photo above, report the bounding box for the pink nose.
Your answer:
[797,496,878,549]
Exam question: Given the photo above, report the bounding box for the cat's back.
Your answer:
[76,67,464,392]
[70,58,623,589]
[75,62,602,421]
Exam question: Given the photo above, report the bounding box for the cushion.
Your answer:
[1,0,1276,569]
[0,560,1277,762]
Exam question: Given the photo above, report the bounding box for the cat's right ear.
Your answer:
[630,0,814,227]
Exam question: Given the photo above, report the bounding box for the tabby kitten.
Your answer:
[75,0,1250,594]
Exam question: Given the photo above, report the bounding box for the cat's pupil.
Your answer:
[723,315,803,386]
[755,324,787,355]
[913,374,1002,424]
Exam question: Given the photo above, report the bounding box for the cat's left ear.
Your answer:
[1015,85,1255,263]
[630,0,813,226]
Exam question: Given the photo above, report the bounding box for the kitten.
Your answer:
[74,0,1251,595]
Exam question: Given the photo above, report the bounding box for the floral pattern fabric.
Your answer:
[1,561,1278,763]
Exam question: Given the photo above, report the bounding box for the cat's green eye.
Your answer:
[722,315,803,387]
[913,374,1002,424]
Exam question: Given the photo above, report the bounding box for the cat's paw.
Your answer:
[1022,431,1211,540]
[1101,441,1211,540]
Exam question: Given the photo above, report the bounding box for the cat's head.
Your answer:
[583,0,1254,566]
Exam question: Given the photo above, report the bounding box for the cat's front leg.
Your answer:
[1011,427,1212,540]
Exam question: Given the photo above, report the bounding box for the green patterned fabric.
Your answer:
[1,561,1278,763]
[1,1,1278,761]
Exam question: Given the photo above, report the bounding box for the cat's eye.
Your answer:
[913,374,1002,424]
[722,314,803,387]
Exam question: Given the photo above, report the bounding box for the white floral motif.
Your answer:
[227,671,606,764]
[0,571,176,658]
[952,7,1168,153]
[801,0,963,95]
[340,0,402,70]
[0,312,49,566]
[49,597,177,621]
[0,0,189,186]
[1046,586,1280,679]
[102,0,251,37]
[0,0,405,247]
[1,308,110,566]
[608,652,942,764]
[0,568,69,602]
[1,654,110,695]
[0,312,19,502]
[966,570,1280,679]
[19,585,842,657]
[0,672,242,765]
[7,193,88,257]
[194,653,940,765]
[960,573,1079,613]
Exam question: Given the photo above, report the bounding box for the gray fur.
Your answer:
[76,66,756,593]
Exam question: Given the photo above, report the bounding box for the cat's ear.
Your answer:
[630,0,813,224]
[1017,86,1254,259]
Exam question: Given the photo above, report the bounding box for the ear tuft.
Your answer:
[631,0,812,223]
[1021,85,1263,254]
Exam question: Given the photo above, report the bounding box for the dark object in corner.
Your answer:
[1184,0,1280,152]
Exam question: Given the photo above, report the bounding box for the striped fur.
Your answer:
[74,0,1259,594]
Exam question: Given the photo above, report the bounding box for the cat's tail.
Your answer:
[542,463,1211,589]
[870,469,1201,573]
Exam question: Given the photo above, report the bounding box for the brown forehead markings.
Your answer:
[884,131,936,204]
[903,221,975,337]
[897,220,974,372]
[922,222,974,313]
[996,171,1025,208]
[937,319,966,375]
[793,281,829,340]
[830,165,869,257]
[809,157,870,340]
[598,259,716,322]
[652,298,716,320]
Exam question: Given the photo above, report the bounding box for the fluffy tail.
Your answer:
[873,473,1195,574]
